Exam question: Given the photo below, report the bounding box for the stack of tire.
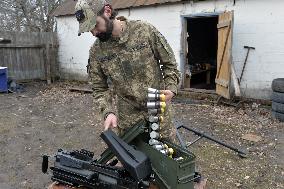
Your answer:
[272,78,284,122]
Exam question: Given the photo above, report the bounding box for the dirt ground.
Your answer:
[0,82,283,189]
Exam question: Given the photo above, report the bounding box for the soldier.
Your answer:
[48,1,181,189]
[75,0,180,141]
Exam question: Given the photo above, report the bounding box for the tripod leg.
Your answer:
[176,126,187,149]
[180,125,248,157]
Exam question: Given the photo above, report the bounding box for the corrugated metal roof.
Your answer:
[53,0,77,16]
[53,0,185,17]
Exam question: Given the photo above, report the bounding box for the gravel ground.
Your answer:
[0,82,283,189]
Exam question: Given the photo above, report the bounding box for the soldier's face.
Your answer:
[91,15,113,42]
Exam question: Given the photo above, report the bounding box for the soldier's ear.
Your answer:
[103,5,112,18]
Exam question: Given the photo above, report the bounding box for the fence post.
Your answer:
[45,43,51,84]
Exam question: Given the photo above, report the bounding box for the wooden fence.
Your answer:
[0,31,58,82]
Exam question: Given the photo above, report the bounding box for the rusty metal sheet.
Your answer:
[54,0,185,16]
[116,0,184,9]
[133,0,148,7]
[113,0,135,9]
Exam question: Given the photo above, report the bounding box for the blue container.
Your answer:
[0,67,8,93]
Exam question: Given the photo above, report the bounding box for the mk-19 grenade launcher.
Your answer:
[42,88,247,189]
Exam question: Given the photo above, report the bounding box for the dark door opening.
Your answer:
[185,16,218,90]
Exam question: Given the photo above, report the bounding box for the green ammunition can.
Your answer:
[133,137,196,189]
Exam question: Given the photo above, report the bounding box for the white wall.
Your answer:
[56,16,95,80]
[56,0,284,99]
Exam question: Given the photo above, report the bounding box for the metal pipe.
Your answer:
[180,125,247,156]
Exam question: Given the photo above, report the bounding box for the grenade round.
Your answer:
[148,93,166,102]
[174,157,184,161]
[149,116,164,123]
[160,148,174,156]
[148,88,160,94]
[152,144,168,150]
[150,123,159,131]
[149,139,161,145]
[148,108,165,115]
[147,102,166,109]
[150,131,160,139]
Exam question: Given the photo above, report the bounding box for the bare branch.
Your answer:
[0,0,64,32]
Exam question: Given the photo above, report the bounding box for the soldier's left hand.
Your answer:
[160,90,175,102]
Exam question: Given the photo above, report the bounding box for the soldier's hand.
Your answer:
[104,113,118,131]
[160,90,175,102]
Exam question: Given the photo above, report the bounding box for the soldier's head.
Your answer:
[75,0,117,41]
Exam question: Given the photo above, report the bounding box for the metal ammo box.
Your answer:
[98,120,196,189]
[133,135,196,189]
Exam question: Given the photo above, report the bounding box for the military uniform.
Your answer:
[89,19,180,141]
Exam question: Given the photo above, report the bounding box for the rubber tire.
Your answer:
[272,111,284,122]
[271,91,284,104]
[272,101,284,114]
[272,78,284,93]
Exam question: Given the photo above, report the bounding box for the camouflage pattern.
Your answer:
[89,19,180,140]
[75,0,112,33]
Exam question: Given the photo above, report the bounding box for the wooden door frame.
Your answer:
[180,12,222,89]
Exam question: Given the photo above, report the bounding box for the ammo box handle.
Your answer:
[178,173,197,184]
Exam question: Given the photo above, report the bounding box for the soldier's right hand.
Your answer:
[104,113,118,131]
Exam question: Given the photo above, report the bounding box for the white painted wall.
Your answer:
[56,16,95,80]
[56,0,284,99]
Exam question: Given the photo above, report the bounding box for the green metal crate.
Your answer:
[133,136,196,189]
[98,119,196,189]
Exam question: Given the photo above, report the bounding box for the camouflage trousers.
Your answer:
[116,96,177,143]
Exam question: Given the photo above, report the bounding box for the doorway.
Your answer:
[184,15,218,90]
[182,11,234,99]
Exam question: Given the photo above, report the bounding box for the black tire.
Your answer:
[272,101,284,114]
[271,91,284,104]
[272,78,284,93]
[272,111,284,122]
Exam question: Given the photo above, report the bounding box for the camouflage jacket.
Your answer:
[89,19,181,119]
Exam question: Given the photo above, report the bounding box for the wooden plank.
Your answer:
[0,44,45,48]
[215,78,229,88]
[0,38,11,43]
[180,18,188,89]
[216,22,231,79]
[217,21,231,29]
[69,87,93,93]
[215,11,234,99]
